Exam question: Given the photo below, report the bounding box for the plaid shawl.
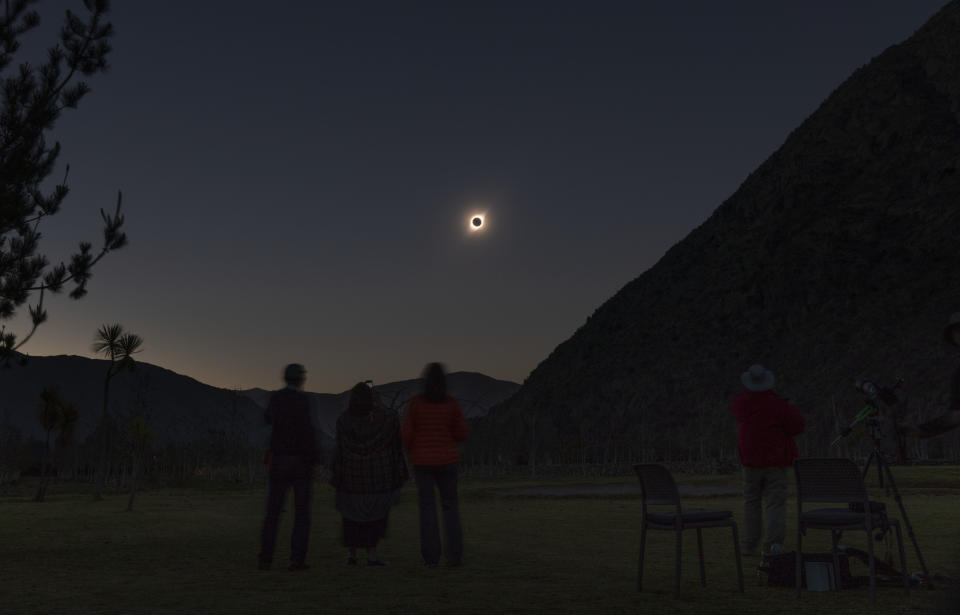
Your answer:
[330,406,408,494]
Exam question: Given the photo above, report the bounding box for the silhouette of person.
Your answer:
[402,362,468,566]
[258,363,317,571]
[731,364,805,557]
[900,312,960,438]
[329,382,408,566]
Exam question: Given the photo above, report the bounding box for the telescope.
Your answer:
[830,378,902,446]
[853,378,902,405]
[854,380,879,399]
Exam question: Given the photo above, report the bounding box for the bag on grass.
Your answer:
[759,552,853,588]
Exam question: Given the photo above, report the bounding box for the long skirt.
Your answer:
[342,516,388,548]
[336,488,401,548]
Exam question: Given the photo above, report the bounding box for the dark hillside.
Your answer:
[472,1,960,471]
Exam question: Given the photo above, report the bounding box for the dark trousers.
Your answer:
[259,455,313,564]
[741,466,788,551]
[414,463,462,565]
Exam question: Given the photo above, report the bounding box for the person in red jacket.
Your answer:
[731,363,805,557]
[402,362,468,566]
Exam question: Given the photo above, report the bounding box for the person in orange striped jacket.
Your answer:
[401,362,469,566]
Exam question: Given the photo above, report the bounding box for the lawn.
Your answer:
[1,467,958,614]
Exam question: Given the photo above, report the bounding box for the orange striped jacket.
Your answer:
[401,394,468,466]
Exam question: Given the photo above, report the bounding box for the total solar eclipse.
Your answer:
[468,214,485,232]
[472,217,483,227]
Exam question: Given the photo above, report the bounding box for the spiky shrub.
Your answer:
[0,0,126,363]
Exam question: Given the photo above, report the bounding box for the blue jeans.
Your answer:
[414,464,463,565]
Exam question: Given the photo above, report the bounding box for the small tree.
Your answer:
[55,399,78,478]
[0,417,25,485]
[125,413,152,511]
[32,385,77,501]
[33,384,62,501]
[91,322,142,499]
[1,0,127,364]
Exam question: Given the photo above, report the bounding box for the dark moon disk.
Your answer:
[472,217,483,227]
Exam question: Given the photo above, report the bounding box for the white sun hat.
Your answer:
[741,364,775,391]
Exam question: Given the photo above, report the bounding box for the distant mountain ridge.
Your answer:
[0,355,518,448]
[242,371,520,438]
[0,355,268,448]
[473,1,960,465]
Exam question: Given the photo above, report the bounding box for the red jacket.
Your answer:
[731,389,804,467]
[401,394,468,466]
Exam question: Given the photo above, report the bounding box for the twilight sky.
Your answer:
[10,0,948,393]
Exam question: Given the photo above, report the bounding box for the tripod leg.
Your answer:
[894,522,909,594]
[877,456,884,489]
[863,449,885,489]
[878,456,930,582]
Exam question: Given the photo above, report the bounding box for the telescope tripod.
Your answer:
[861,443,930,583]
[833,387,931,586]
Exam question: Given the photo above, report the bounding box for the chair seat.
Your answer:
[647,509,733,526]
[801,508,893,527]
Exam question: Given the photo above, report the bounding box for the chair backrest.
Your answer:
[794,458,868,504]
[633,463,680,506]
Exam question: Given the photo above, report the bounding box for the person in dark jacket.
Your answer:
[402,362,469,567]
[258,363,317,571]
[330,382,408,566]
[900,312,960,438]
[731,364,805,557]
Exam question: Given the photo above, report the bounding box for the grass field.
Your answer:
[1,467,958,614]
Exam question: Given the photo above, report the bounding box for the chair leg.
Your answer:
[832,549,842,591]
[697,528,706,587]
[675,529,682,599]
[732,523,744,593]
[894,523,909,594]
[795,526,803,599]
[866,528,877,604]
[831,530,842,590]
[638,525,647,592]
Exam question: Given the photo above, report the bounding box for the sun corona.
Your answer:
[469,214,485,232]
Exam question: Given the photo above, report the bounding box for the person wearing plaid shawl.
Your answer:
[330,382,409,566]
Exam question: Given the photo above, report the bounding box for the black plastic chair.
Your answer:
[633,463,744,598]
[793,458,909,603]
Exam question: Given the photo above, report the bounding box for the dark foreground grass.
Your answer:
[1,468,958,614]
